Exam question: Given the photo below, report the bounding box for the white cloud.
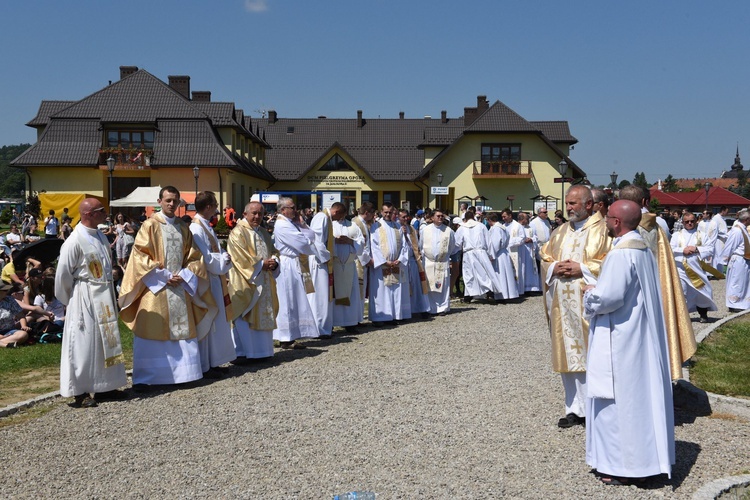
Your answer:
[244,0,269,12]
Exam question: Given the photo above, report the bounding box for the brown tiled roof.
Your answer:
[52,70,207,122]
[26,100,77,127]
[192,101,237,126]
[464,101,540,133]
[152,121,273,180]
[259,117,451,181]
[12,68,275,181]
[12,119,101,166]
[422,124,466,146]
[530,121,578,144]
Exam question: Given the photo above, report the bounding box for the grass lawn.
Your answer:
[690,318,750,399]
[0,320,133,407]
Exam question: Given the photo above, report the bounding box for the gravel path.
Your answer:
[2,285,748,499]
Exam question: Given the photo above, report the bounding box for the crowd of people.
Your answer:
[5,182,750,487]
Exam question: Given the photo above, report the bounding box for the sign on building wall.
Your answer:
[431,186,449,195]
[322,192,341,210]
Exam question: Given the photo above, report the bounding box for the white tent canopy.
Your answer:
[110,186,186,207]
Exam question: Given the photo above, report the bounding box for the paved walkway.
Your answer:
[1,287,748,498]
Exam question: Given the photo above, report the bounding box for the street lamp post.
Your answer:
[557,159,568,211]
[106,156,116,216]
[193,166,200,200]
[610,171,619,202]
[704,182,711,213]
[437,173,443,210]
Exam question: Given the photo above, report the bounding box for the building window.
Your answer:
[482,143,521,162]
[382,191,400,207]
[361,191,377,207]
[106,130,155,149]
[320,153,354,171]
[481,143,521,173]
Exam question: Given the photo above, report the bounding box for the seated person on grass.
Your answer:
[0,282,32,348]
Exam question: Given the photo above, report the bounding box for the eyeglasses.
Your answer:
[683,220,696,224]
[88,207,106,215]
[280,205,295,211]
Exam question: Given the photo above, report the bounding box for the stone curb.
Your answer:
[0,369,134,419]
[682,309,750,499]
[692,474,750,500]
[681,308,750,421]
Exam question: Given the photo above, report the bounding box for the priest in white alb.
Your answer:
[583,200,674,485]
[517,212,541,293]
[190,191,236,377]
[419,208,458,315]
[487,213,519,301]
[719,209,750,312]
[399,208,430,319]
[670,212,718,323]
[352,202,375,322]
[308,207,334,337]
[502,209,526,294]
[228,201,279,361]
[119,186,216,386]
[328,202,365,332]
[455,208,503,300]
[56,198,127,408]
[369,202,409,326]
[272,197,319,348]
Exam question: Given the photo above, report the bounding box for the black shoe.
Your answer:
[95,390,128,401]
[371,321,384,327]
[729,307,743,313]
[557,413,585,428]
[319,334,333,339]
[437,311,448,317]
[420,312,431,319]
[72,394,98,408]
[345,326,360,334]
[203,367,225,379]
[462,297,472,303]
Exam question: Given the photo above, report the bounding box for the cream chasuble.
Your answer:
[540,212,611,373]
[421,223,453,292]
[227,219,279,331]
[119,214,215,342]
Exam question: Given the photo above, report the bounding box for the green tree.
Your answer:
[662,174,679,192]
[0,144,31,198]
[633,172,650,189]
[618,179,631,189]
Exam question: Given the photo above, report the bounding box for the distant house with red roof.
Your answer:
[649,147,750,214]
[649,186,750,214]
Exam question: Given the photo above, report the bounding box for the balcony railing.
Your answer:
[98,149,153,169]
[472,160,532,178]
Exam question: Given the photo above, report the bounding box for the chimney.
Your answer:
[357,110,363,128]
[477,95,489,113]
[441,110,447,123]
[168,75,190,99]
[119,66,138,79]
[399,111,405,119]
[192,91,211,102]
[464,107,477,126]
[268,110,277,123]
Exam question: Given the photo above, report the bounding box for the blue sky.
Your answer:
[1,0,749,186]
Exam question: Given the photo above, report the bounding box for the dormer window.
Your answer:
[107,130,155,149]
[320,153,353,171]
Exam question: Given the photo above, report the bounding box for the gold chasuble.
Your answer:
[119,214,215,342]
[540,212,611,373]
[640,213,697,379]
[226,219,279,331]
